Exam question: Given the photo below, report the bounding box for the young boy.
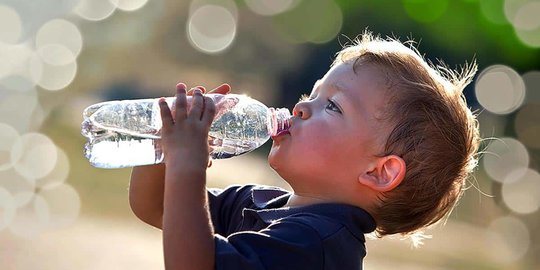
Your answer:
[129,32,480,269]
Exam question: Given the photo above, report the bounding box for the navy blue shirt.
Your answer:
[208,185,376,270]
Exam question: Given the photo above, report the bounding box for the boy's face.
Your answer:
[268,62,389,197]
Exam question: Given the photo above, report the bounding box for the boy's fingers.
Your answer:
[189,88,204,121]
[196,86,206,93]
[201,96,216,125]
[209,84,231,95]
[187,85,206,96]
[158,98,173,129]
[176,83,187,92]
[175,84,188,120]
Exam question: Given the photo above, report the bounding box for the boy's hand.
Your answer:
[158,83,216,172]
[187,83,231,96]
[186,83,231,168]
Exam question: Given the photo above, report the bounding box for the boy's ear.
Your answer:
[359,155,406,192]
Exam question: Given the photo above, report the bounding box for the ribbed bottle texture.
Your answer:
[81,94,291,168]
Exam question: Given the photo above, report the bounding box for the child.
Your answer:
[128,32,480,270]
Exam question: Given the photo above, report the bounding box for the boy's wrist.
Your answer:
[165,159,207,185]
[165,151,209,170]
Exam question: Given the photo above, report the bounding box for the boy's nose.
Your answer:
[292,102,310,119]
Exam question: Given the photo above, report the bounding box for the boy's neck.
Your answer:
[285,193,333,208]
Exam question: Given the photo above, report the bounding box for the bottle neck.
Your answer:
[269,107,292,136]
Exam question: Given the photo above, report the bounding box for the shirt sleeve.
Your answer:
[214,217,324,270]
[207,185,255,235]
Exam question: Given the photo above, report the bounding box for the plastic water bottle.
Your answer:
[81,94,291,168]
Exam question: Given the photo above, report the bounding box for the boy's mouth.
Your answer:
[271,130,290,141]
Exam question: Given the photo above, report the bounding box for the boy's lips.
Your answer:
[271,130,290,141]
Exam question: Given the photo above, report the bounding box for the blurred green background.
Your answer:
[1,0,539,269]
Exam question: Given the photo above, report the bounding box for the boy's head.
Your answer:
[268,32,480,238]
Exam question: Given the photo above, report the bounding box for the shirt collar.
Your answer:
[249,186,377,237]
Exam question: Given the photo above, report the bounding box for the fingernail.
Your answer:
[158,98,166,107]
[176,83,186,90]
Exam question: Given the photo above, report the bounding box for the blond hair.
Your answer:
[334,32,480,238]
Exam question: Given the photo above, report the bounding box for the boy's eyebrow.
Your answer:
[332,82,350,97]
[331,82,362,115]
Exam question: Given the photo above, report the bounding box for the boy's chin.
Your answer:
[267,146,286,171]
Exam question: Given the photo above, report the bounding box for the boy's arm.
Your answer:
[128,84,230,230]
[160,85,216,270]
[129,164,165,228]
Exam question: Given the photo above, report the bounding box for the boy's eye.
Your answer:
[325,99,342,114]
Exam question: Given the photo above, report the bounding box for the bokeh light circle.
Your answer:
[11,133,58,181]
[515,27,540,48]
[502,169,540,214]
[29,52,77,91]
[504,0,526,21]
[0,123,19,171]
[0,76,40,133]
[0,43,34,80]
[36,183,81,228]
[75,0,119,21]
[506,0,540,47]
[0,187,16,230]
[475,65,526,114]
[8,197,47,238]
[36,147,70,189]
[0,168,36,207]
[0,4,22,44]
[37,44,76,66]
[245,0,298,16]
[115,0,149,11]
[482,137,529,183]
[485,216,530,263]
[0,44,11,79]
[35,19,83,61]
[187,5,237,54]
[512,1,540,31]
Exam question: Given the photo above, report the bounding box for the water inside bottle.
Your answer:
[82,94,281,167]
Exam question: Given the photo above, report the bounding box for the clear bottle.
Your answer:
[81,94,291,169]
